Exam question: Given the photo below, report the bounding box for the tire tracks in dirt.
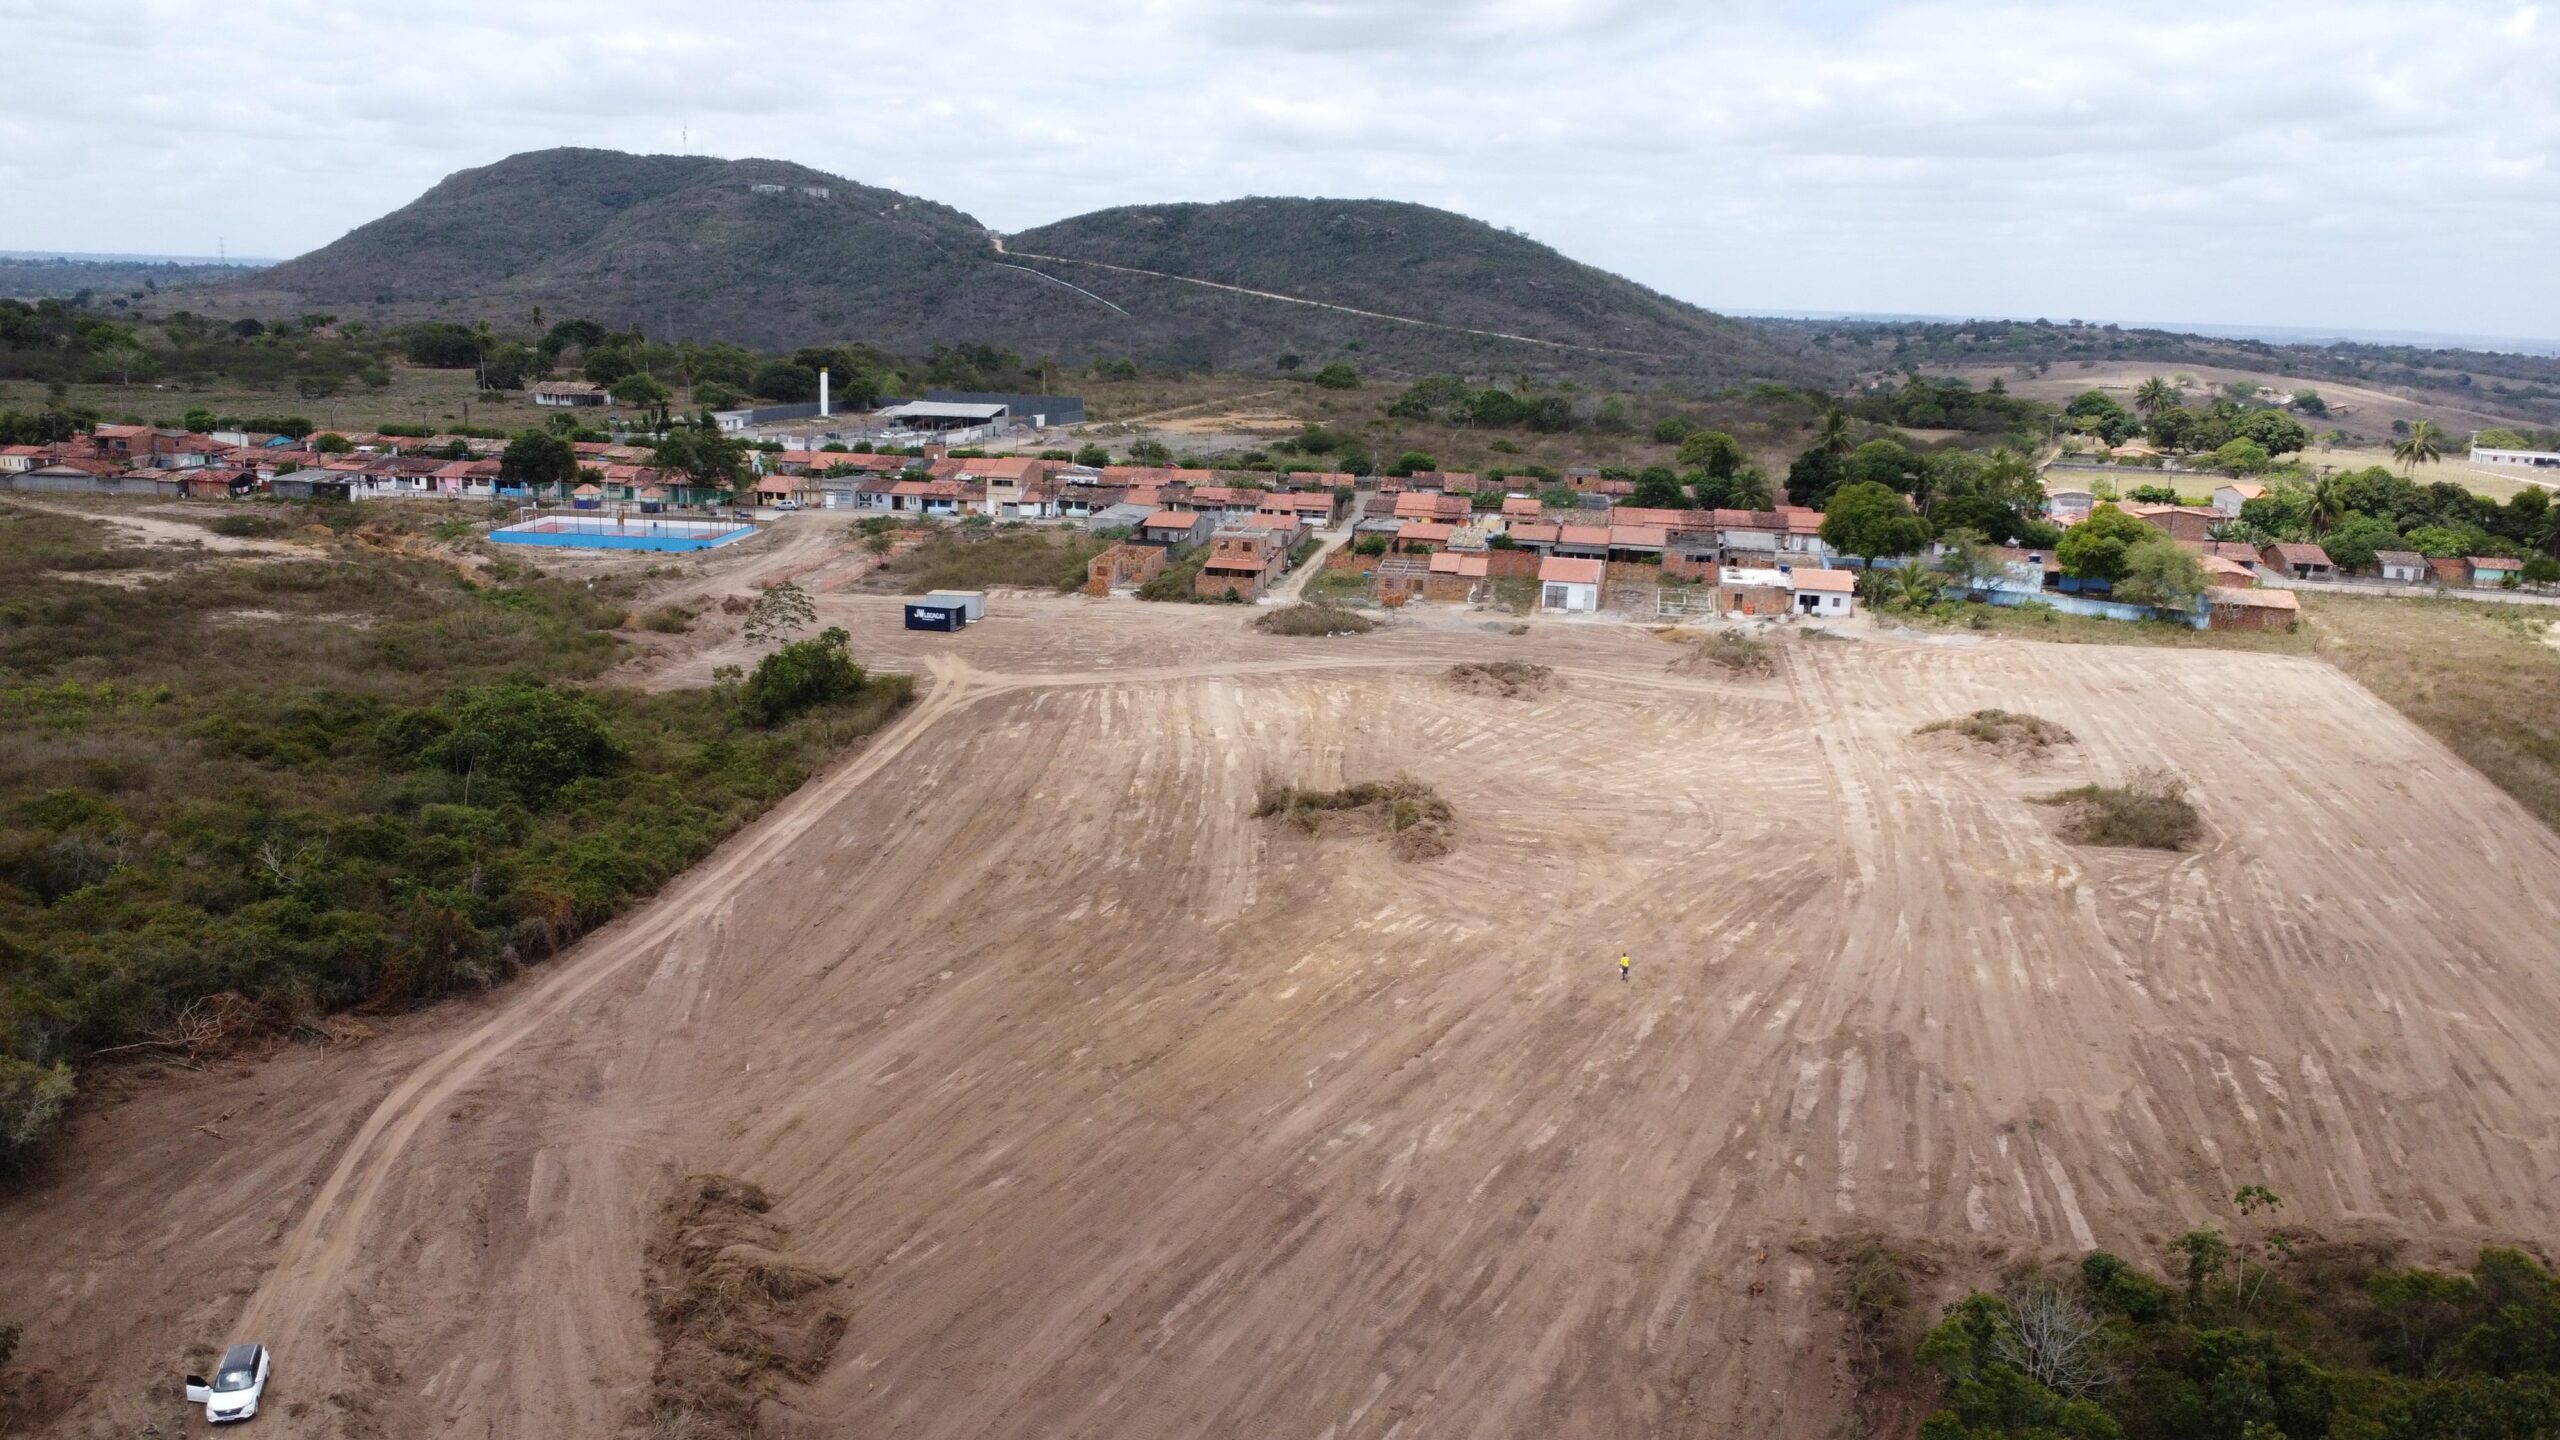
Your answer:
[236,657,983,1394]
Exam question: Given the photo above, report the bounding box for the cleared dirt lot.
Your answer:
[10,605,2560,1437]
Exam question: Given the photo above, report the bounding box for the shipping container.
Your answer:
[904,601,967,632]
[924,589,987,621]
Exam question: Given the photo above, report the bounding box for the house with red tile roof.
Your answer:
[2260,542,2336,581]
[1537,555,1604,612]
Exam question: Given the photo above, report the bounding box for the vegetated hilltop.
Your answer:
[216,148,994,353]
[1002,197,1815,385]
[208,150,1823,386]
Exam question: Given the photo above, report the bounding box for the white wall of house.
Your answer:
[1540,580,1599,613]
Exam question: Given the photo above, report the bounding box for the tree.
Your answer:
[2476,427,2531,450]
[1073,443,1110,468]
[1814,407,1854,458]
[1786,446,1846,508]
[1819,481,1931,563]
[2065,389,2140,445]
[1653,416,1695,444]
[2291,389,2328,415]
[2320,513,2401,572]
[1127,439,1171,467]
[1310,362,1359,389]
[2394,420,2445,474]
[2115,535,2207,609]
[2243,410,2311,456]
[90,335,149,387]
[740,626,864,727]
[744,580,817,644]
[2134,375,2178,419]
[611,372,673,423]
[651,422,750,497]
[1842,438,1926,496]
[751,360,818,403]
[1628,466,1686,509]
[2056,502,2154,582]
[312,432,354,455]
[1389,451,1437,477]
[2211,438,2272,476]
[498,429,578,495]
[1677,428,1745,477]
[1933,526,2007,590]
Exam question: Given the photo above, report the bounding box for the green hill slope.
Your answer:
[217,150,1818,384]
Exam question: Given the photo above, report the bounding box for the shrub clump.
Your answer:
[641,1174,848,1439]
[2036,767,2201,850]
[739,626,866,728]
[1254,776,1453,859]
[1255,602,1378,636]
[1917,709,2077,754]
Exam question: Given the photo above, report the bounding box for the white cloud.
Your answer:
[1,0,2552,338]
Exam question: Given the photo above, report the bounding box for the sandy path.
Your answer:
[12,609,2560,1437]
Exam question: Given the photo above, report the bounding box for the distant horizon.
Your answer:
[10,246,2555,364]
[1740,310,2560,360]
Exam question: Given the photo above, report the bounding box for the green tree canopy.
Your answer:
[2115,535,2209,609]
[1676,428,1746,477]
[2055,502,2155,581]
[1819,481,1931,561]
[1310,362,1360,389]
[498,429,578,492]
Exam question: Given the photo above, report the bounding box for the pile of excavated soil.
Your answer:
[1444,661,1557,699]
[1913,708,2077,759]
[1672,632,1778,678]
[1254,776,1454,860]
[641,1175,848,1439]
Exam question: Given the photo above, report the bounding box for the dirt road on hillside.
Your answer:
[11,606,2560,1438]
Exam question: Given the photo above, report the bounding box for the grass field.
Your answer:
[0,365,534,435]
[2306,593,2560,832]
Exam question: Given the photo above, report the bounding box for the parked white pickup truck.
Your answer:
[184,1342,270,1424]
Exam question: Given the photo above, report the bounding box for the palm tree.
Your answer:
[2134,375,2177,419]
[1815,408,1854,458]
[2538,503,2560,560]
[2392,420,2443,474]
[2307,475,2345,537]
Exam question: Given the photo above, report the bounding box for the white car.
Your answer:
[185,1342,270,1424]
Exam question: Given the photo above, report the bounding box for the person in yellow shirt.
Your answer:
[1618,953,1630,984]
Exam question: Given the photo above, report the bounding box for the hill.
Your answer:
[1001,197,1803,380]
[206,149,1818,385]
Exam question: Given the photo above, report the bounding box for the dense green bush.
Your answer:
[1913,1215,2560,1440]
[740,628,865,728]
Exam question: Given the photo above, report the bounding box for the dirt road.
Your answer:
[12,603,2560,1437]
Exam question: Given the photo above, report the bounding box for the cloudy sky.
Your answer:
[5,0,2555,339]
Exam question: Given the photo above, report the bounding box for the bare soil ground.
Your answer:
[9,599,2560,1438]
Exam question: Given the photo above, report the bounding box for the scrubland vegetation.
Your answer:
[0,502,907,1172]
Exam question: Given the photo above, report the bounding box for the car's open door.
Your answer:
[183,1374,211,1405]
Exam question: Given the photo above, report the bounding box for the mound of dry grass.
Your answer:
[1254,776,1454,860]
[1445,660,1555,698]
[1254,602,1378,636]
[641,1174,849,1439]
[2035,768,2202,850]
[1675,632,1777,678]
[1916,709,2076,754]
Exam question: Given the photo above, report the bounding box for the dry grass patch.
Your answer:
[1445,660,1555,698]
[2035,768,2202,851]
[1674,632,1777,678]
[641,1174,849,1440]
[2307,595,2560,834]
[1916,709,2076,756]
[1255,602,1378,636]
[1254,776,1454,860]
